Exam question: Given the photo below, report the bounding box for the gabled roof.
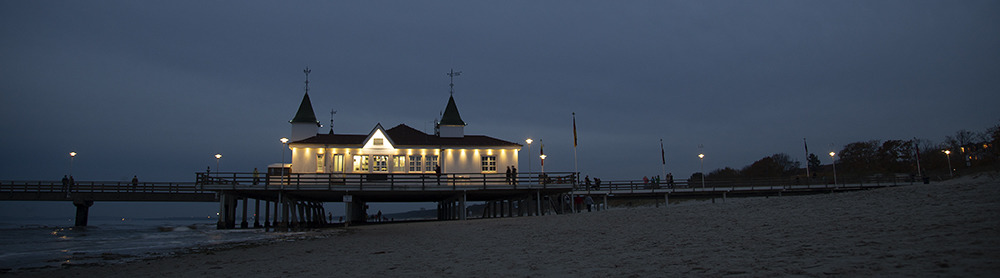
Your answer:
[290,93,320,125]
[361,123,396,148]
[439,95,466,126]
[292,124,521,147]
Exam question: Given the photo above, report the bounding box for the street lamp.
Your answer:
[829,152,837,186]
[525,138,533,176]
[539,153,546,173]
[943,150,953,177]
[698,153,705,189]
[280,137,289,186]
[215,153,222,177]
[69,151,77,176]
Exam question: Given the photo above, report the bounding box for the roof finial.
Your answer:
[447,69,462,96]
[303,67,311,95]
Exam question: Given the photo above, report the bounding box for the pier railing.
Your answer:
[576,175,918,193]
[0,180,205,194]
[195,171,579,191]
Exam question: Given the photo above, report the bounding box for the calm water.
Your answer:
[0,217,283,271]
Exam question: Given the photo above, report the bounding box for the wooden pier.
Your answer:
[1,173,917,229]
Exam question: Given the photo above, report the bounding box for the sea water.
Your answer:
[0,217,282,271]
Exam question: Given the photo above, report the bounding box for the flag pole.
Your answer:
[573,113,578,179]
[661,139,666,184]
[803,138,811,181]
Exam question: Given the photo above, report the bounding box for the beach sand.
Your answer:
[7,174,999,277]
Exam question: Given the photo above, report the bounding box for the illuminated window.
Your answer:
[373,155,388,172]
[374,138,384,146]
[409,155,422,172]
[353,155,369,172]
[481,156,497,172]
[316,154,325,173]
[333,154,344,172]
[392,156,406,171]
[425,155,438,171]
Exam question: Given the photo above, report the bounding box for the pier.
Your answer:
[1,173,915,229]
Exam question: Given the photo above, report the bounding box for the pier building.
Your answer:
[285,92,522,177]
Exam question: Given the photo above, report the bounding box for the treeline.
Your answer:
[693,123,1000,181]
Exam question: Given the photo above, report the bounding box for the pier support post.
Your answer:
[241,197,249,229]
[536,191,542,216]
[264,200,271,230]
[665,194,669,206]
[254,199,261,228]
[73,200,93,227]
[459,192,467,220]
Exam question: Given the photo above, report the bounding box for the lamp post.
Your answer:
[69,151,77,176]
[698,153,705,189]
[829,152,837,186]
[280,137,289,186]
[525,138,533,178]
[943,150,953,177]
[539,153,546,174]
[214,153,222,177]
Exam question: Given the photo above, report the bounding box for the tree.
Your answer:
[838,140,881,176]
[706,167,741,180]
[741,153,800,178]
[807,153,821,175]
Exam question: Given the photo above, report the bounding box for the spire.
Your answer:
[291,67,320,126]
[439,95,465,126]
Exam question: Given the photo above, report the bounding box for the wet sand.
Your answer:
[7,174,999,277]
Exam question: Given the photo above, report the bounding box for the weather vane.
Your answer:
[303,67,311,94]
[447,69,462,96]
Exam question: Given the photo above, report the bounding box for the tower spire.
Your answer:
[303,67,311,95]
[447,69,461,96]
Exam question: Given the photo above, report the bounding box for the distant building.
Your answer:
[285,92,521,175]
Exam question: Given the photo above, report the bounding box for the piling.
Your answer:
[73,200,93,227]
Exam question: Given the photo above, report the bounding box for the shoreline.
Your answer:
[5,174,999,277]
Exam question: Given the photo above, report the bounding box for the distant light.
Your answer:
[698,154,704,159]
[280,137,289,144]
[943,150,951,155]
[539,154,547,160]
[215,153,222,159]
[829,152,836,157]
[525,138,533,145]
[69,152,77,157]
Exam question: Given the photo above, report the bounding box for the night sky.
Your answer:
[2,1,998,217]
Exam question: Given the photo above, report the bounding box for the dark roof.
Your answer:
[290,93,319,125]
[293,124,521,147]
[439,95,466,126]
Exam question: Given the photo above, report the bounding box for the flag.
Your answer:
[660,139,666,165]
[803,138,809,155]
[572,113,578,148]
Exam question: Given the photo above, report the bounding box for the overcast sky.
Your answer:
[2,1,998,217]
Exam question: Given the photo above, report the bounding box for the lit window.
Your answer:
[316,154,325,173]
[392,156,406,171]
[333,154,344,172]
[481,156,497,172]
[409,155,422,172]
[373,155,388,172]
[425,155,438,172]
[353,155,369,172]
[374,138,384,146]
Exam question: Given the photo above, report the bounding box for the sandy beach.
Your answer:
[7,174,999,277]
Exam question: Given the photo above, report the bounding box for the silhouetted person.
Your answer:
[506,166,512,184]
[131,175,138,191]
[62,175,69,192]
[511,166,517,185]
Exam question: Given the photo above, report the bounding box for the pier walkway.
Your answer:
[2,173,917,229]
